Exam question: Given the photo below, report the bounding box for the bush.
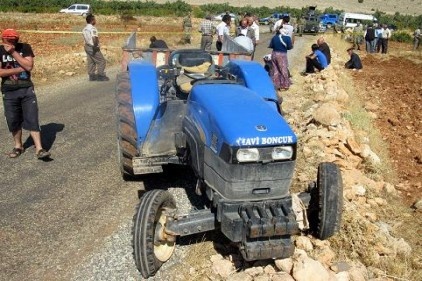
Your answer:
[391,31,412,43]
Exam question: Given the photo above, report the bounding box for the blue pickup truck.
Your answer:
[259,13,287,25]
[319,14,338,28]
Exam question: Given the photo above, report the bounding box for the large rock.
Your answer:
[292,257,330,281]
[313,103,342,126]
[295,236,313,251]
[211,258,235,278]
[274,258,293,273]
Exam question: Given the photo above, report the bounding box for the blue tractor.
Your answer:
[116,33,343,278]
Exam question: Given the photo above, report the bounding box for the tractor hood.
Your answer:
[186,83,297,152]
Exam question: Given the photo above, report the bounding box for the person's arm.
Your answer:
[2,43,33,71]
[0,66,25,77]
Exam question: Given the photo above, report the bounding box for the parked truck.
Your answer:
[116,33,343,278]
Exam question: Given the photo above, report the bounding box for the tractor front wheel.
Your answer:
[308,162,343,240]
[133,190,177,278]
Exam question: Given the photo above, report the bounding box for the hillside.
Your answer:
[154,0,422,15]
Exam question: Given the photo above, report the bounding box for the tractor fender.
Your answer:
[226,60,279,111]
[128,61,160,149]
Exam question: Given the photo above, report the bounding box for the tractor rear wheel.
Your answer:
[115,72,138,180]
[133,190,177,278]
[308,162,343,240]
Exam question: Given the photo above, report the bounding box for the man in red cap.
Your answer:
[0,28,51,159]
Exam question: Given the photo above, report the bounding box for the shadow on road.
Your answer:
[23,122,65,151]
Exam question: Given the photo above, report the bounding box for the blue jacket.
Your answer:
[269,34,293,52]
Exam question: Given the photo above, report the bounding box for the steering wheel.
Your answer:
[183,72,213,80]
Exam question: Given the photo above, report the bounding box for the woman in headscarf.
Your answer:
[268,27,293,91]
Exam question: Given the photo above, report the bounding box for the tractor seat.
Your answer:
[170,50,214,94]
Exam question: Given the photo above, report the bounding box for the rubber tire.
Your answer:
[115,72,138,180]
[133,190,176,278]
[308,162,343,240]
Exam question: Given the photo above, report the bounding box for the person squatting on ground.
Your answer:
[216,14,231,51]
[268,27,293,91]
[199,15,214,51]
[82,14,109,81]
[317,37,331,65]
[149,36,168,49]
[364,24,376,53]
[301,43,328,75]
[344,47,363,70]
[413,27,421,50]
[0,29,51,159]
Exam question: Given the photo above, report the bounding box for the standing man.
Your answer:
[216,14,231,51]
[82,14,109,81]
[379,24,391,54]
[247,16,260,59]
[183,12,192,44]
[364,24,376,53]
[235,18,256,44]
[413,27,420,50]
[199,15,214,51]
[0,29,51,159]
[353,22,363,50]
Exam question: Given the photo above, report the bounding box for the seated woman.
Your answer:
[344,47,363,70]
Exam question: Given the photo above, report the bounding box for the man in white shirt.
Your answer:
[273,15,294,45]
[82,14,109,81]
[216,14,231,51]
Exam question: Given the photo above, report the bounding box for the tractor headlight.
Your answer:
[271,146,293,160]
[236,148,260,162]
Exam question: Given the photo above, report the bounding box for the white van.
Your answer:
[60,4,92,16]
[337,12,377,29]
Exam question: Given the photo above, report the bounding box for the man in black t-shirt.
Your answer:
[317,37,331,65]
[0,29,50,159]
[364,24,376,53]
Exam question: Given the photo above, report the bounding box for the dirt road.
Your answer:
[0,32,316,280]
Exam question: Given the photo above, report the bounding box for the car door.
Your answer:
[67,5,77,15]
[77,5,88,15]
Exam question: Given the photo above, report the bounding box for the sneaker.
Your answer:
[89,74,97,81]
[97,75,110,81]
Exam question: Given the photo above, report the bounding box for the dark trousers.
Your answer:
[2,86,40,132]
[216,41,222,51]
[305,57,323,73]
[380,38,389,54]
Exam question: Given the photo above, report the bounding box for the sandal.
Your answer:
[8,147,24,158]
[36,149,51,159]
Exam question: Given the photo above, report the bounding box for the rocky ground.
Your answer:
[1,12,421,281]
